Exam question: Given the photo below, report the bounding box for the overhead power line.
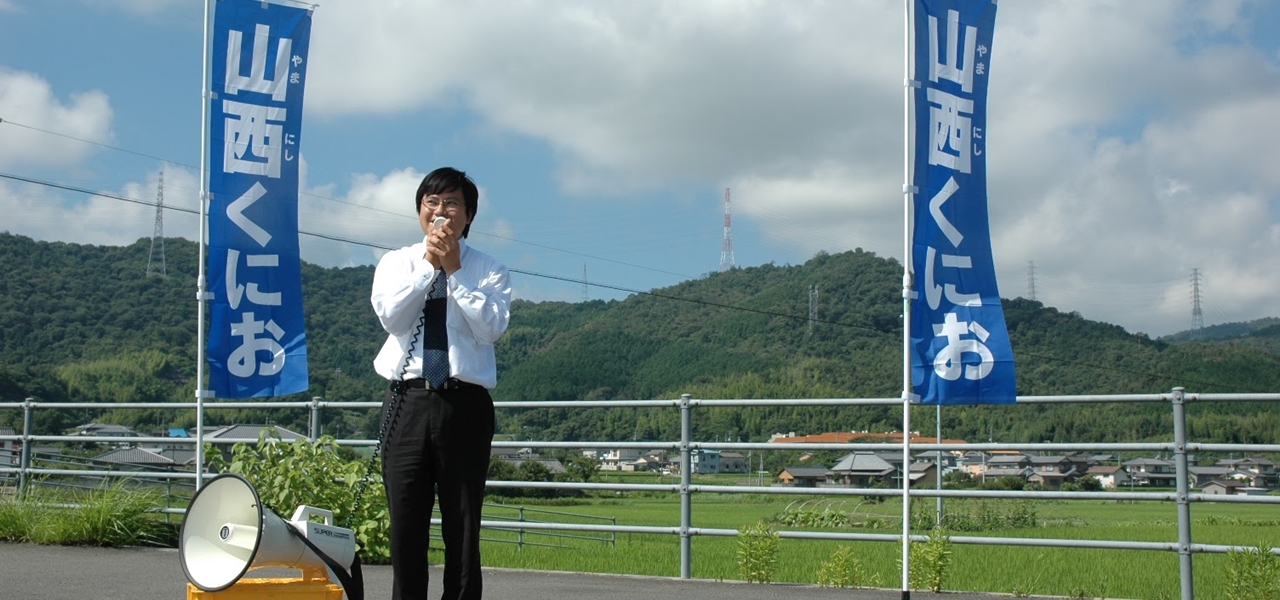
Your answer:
[0,170,881,334]
[0,117,694,280]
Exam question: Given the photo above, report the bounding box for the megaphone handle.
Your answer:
[283,521,364,600]
[293,506,335,526]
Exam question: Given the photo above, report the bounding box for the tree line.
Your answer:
[2,232,1279,448]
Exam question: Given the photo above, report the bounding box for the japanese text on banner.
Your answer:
[909,0,1015,404]
[206,0,312,398]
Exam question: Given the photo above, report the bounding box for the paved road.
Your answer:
[0,542,1019,600]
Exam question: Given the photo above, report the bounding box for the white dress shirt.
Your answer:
[371,236,511,389]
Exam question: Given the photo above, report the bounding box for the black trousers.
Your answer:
[380,383,494,600]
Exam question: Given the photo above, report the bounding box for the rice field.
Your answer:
[455,480,1280,600]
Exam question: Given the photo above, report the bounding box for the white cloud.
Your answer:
[300,0,1280,333]
[5,0,1278,336]
[0,165,199,250]
[0,68,113,169]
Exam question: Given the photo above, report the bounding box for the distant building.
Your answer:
[1124,457,1177,487]
[720,452,749,474]
[776,467,831,487]
[1026,456,1078,490]
[92,447,194,469]
[201,424,308,462]
[1215,457,1278,489]
[691,449,721,474]
[830,452,894,487]
[1085,465,1130,489]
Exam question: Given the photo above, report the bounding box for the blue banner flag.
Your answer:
[909,0,1015,404]
[207,0,312,398]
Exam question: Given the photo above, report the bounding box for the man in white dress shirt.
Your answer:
[370,167,512,600]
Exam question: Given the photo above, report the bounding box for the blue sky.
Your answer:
[1,0,1279,337]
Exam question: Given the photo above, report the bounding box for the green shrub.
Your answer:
[0,493,39,542]
[905,528,951,592]
[47,481,165,546]
[205,432,391,563]
[0,481,165,546]
[1226,544,1280,600]
[816,544,881,588]
[736,520,779,584]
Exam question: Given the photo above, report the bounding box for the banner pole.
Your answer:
[900,0,914,596]
[194,0,213,490]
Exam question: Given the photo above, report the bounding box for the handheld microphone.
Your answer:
[432,216,447,229]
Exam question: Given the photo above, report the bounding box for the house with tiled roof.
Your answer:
[1085,465,1130,489]
[830,452,895,487]
[776,466,832,487]
[1123,457,1177,487]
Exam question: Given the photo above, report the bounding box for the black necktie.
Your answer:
[421,271,449,388]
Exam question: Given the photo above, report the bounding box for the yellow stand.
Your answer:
[186,578,344,600]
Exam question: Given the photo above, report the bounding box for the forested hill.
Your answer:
[3,231,1280,445]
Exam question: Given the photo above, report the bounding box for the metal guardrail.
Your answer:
[3,388,1280,600]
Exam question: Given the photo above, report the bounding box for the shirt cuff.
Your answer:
[408,246,439,290]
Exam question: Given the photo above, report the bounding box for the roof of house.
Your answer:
[779,467,832,478]
[987,454,1028,465]
[74,423,138,436]
[1027,455,1070,465]
[1218,457,1276,468]
[206,424,306,441]
[1087,465,1125,475]
[160,448,197,465]
[1028,469,1077,481]
[1124,457,1173,466]
[1189,466,1231,475]
[831,452,895,475]
[983,467,1030,478]
[93,447,174,465]
[1203,479,1245,490]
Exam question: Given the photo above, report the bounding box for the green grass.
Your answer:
[0,482,171,547]
[458,492,1280,600]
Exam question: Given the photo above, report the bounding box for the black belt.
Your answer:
[390,378,481,394]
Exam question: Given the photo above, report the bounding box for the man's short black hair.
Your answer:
[415,167,479,238]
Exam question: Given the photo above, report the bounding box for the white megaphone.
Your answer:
[179,473,359,596]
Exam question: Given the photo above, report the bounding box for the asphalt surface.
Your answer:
[0,542,1020,600]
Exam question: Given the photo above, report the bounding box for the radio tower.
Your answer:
[1026,261,1037,301]
[1190,268,1204,337]
[147,169,167,277]
[808,284,819,333]
[719,188,736,272]
[581,263,589,302]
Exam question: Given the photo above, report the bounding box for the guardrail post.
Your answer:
[679,393,693,579]
[18,398,35,497]
[1171,387,1194,600]
[518,506,525,552]
[309,397,322,442]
